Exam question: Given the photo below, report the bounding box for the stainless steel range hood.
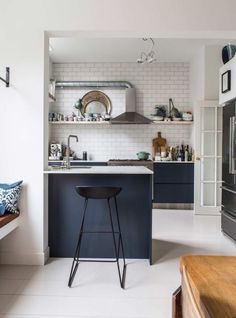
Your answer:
[111,88,152,124]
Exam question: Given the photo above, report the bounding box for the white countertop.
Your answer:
[44,166,153,175]
[154,161,194,163]
[48,160,107,163]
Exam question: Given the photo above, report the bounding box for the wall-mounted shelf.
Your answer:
[49,121,110,125]
[49,120,193,126]
[152,121,193,125]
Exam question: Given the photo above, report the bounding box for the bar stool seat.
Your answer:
[68,186,126,289]
[76,186,121,200]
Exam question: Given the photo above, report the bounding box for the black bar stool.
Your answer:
[68,186,127,289]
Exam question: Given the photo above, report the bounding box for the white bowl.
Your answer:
[151,116,163,121]
[182,113,193,121]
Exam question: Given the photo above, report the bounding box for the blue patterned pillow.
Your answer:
[0,203,6,216]
[0,181,23,214]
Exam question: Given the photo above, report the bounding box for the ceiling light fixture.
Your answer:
[137,38,157,64]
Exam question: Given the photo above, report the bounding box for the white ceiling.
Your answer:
[49,38,236,63]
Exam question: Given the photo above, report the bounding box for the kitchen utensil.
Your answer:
[152,132,167,159]
[169,98,181,118]
[136,151,150,160]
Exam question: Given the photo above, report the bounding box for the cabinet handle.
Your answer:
[196,157,200,161]
[229,116,236,174]
[222,211,236,223]
[221,186,236,195]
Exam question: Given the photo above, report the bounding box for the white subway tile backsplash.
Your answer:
[50,62,192,160]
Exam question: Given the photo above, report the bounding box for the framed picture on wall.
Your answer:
[221,70,231,93]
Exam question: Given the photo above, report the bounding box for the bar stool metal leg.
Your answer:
[68,198,88,287]
[107,198,127,289]
[114,196,127,287]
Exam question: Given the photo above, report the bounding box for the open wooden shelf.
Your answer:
[49,121,110,125]
[49,120,193,125]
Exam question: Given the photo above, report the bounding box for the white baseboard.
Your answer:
[194,211,221,216]
[0,246,50,265]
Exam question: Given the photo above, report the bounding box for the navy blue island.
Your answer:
[46,166,153,264]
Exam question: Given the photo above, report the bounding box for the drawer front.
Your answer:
[154,184,194,203]
[222,211,236,241]
[154,163,194,184]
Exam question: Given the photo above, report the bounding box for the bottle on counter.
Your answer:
[181,144,185,161]
[168,147,173,161]
[82,151,87,161]
[176,146,182,162]
[185,145,189,162]
[191,148,195,162]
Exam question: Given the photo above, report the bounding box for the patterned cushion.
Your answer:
[0,181,23,214]
[0,180,23,190]
[0,203,6,216]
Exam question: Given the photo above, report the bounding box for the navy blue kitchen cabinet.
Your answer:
[153,163,194,203]
[48,172,153,262]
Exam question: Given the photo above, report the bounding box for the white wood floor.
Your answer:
[0,209,236,318]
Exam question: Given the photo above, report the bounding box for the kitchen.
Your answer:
[1,6,236,314]
[45,38,196,262]
[43,37,236,315]
[47,38,194,210]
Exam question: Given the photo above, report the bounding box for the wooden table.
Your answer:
[173,255,236,318]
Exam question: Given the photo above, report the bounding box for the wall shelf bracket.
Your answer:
[0,67,10,87]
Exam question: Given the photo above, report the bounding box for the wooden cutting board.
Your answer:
[152,132,167,159]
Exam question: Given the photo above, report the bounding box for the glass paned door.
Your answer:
[195,101,222,214]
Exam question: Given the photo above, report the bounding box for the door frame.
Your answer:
[194,100,222,215]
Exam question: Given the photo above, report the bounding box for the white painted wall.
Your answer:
[190,45,226,103]
[1,0,236,264]
[0,30,45,264]
[189,46,205,149]
[204,46,223,100]
[189,47,205,104]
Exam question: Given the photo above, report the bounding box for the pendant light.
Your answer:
[137,38,157,64]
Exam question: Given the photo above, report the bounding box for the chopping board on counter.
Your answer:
[152,132,167,159]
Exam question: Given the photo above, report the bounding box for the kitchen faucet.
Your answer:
[66,135,78,168]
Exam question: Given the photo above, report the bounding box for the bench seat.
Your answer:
[0,213,19,240]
